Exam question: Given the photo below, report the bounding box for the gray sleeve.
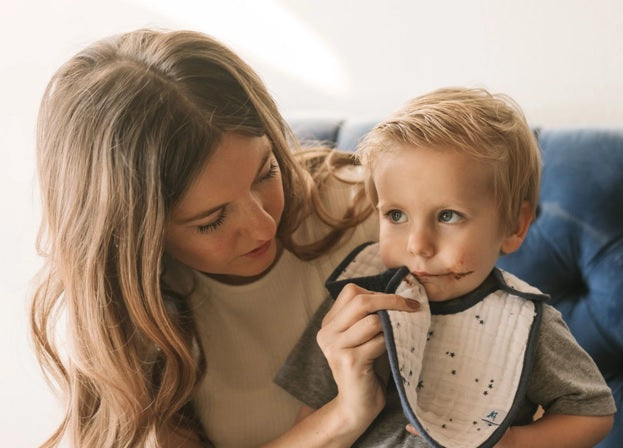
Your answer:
[274,297,338,409]
[527,304,616,416]
[353,384,432,448]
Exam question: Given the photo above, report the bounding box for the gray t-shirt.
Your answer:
[276,291,616,447]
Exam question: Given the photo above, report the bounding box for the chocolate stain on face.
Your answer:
[452,271,474,280]
[409,257,473,283]
[412,270,474,282]
[450,257,472,280]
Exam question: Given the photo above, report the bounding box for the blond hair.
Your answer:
[357,87,541,232]
[32,29,369,447]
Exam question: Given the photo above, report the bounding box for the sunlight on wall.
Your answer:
[131,0,348,96]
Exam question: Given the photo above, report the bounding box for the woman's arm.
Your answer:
[496,413,614,448]
[262,283,420,448]
[162,284,419,448]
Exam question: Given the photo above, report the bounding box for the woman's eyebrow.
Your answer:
[254,152,271,178]
[176,203,226,225]
[250,138,274,181]
[175,143,272,225]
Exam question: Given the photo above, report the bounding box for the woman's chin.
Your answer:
[210,239,282,285]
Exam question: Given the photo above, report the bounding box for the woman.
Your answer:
[31,29,420,447]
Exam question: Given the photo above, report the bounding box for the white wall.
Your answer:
[1,1,621,446]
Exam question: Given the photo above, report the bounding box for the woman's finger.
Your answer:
[324,287,419,332]
[406,424,420,436]
[322,283,372,325]
[350,332,387,361]
[318,312,382,351]
[321,332,387,375]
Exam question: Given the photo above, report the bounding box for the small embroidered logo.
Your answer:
[481,409,506,426]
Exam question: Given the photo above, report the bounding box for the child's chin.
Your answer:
[422,285,460,302]
[423,288,447,302]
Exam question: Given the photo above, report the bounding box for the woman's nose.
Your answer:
[239,193,277,240]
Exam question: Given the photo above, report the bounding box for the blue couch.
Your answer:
[290,118,622,448]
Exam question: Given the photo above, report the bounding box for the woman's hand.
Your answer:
[317,283,420,432]
[262,284,420,448]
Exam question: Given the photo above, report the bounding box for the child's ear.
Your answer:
[501,202,533,255]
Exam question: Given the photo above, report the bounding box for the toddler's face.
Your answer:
[373,144,516,301]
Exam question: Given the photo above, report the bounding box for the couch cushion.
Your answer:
[497,129,623,447]
[498,130,623,374]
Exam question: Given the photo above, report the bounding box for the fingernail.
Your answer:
[405,298,420,309]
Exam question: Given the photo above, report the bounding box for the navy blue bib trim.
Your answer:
[325,241,392,298]
[325,242,549,313]
[324,242,548,448]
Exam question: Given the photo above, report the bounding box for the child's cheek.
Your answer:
[451,255,467,273]
[379,238,399,269]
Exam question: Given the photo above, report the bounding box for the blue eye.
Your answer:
[439,210,462,224]
[386,210,407,223]
[197,209,227,233]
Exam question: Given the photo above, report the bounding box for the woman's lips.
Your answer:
[244,240,272,257]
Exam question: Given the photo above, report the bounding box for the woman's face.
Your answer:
[164,133,285,283]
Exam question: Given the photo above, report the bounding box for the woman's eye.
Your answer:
[259,158,279,182]
[386,210,407,224]
[197,209,227,233]
[438,210,462,224]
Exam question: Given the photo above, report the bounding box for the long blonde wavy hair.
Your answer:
[31,29,370,447]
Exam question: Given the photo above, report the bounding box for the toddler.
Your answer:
[277,88,615,448]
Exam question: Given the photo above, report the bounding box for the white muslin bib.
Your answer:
[326,242,546,448]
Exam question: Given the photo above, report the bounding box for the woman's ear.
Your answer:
[501,202,533,255]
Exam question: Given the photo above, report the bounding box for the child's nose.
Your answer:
[407,225,435,258]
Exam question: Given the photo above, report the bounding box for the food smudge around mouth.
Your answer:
[452,271,473,280]
[412,271,474,281]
